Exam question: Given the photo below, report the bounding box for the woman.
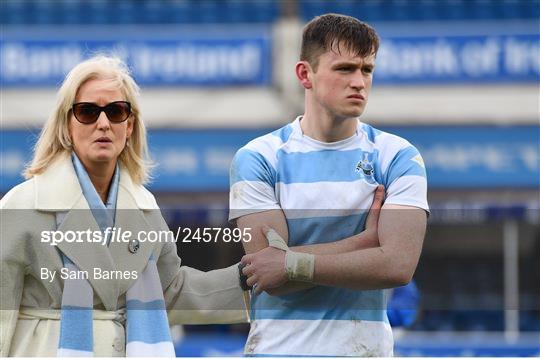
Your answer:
[0,56,247,356]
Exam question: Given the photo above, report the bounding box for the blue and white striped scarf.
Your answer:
[56,153,175,356]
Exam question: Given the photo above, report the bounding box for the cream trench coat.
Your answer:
[0,155,247,356]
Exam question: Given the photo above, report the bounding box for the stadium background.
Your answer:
[1,0,539,356]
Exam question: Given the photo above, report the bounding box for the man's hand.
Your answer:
[356,184,385,249]
[241,228,287,295]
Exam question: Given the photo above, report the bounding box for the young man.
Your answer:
[229,14,428,356]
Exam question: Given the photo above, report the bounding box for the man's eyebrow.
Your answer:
[331,61,375,68]
[331,61,360,68]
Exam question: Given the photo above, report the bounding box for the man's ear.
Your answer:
[295,61,312,90]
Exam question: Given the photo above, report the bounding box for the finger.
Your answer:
[246,275,258,287]
[371,185,385,209]
[367,186,384,216]
[242,264,255,276]
[365,186,384,229]
[241,254,253,265]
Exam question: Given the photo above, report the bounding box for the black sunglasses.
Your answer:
[72,101,131,124]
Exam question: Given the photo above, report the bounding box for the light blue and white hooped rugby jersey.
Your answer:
[229,117,429,357]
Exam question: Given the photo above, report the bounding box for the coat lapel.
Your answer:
[35,154,160,310]
[55,196,119,310]
[109,184,158,298]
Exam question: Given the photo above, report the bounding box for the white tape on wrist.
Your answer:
[285,251,315,282]
[265,228,315,282]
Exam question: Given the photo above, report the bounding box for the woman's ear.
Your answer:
[295,61,312,90]
[126,117,134,144]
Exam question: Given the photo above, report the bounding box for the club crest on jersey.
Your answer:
[355,152,376,184]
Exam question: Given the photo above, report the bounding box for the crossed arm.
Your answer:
[237,187,427,294]
[236,185,386,295]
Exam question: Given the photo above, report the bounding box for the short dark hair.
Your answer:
[300,13,380,71]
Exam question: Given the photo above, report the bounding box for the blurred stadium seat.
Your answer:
[0,0,281,25]
[297,0,540,22]
[2,0,539,25]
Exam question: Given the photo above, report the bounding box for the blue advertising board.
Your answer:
[385,126,540,188]
[1,24,538,85]
[0,27,272,86]
[1,126,538,193]
[375,33,540,84]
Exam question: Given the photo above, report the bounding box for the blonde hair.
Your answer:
[24,55,152,185]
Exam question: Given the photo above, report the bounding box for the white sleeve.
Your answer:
[383,145,429,212]
[229,147,280,221]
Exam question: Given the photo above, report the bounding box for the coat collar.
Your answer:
[34,154,156,211]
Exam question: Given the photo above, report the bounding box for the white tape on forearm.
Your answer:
[265,228,315,282]
[285,251,315,282]
[265,228,289,251]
